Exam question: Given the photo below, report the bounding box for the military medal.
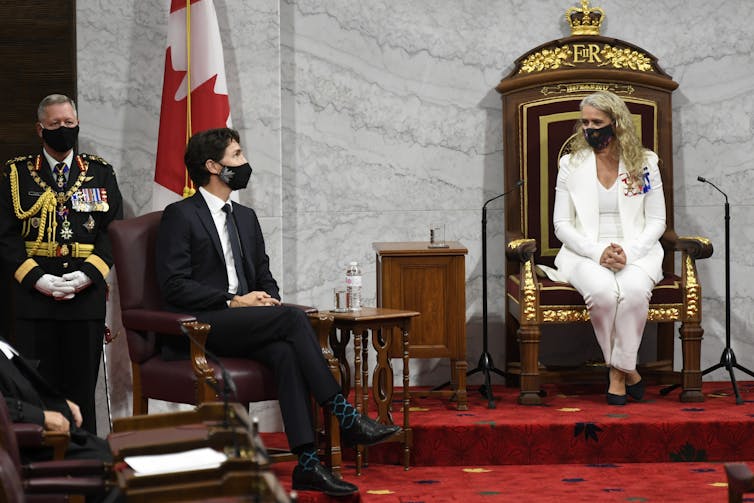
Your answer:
[72,187,109,212]
[59,243,70,256]
[60,219,74,240]
[57,201,74,240]
[84,215,96,232]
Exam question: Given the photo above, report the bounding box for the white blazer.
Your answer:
[548,149,666,284]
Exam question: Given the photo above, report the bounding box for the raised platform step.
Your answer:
[375,381,754,466]
[264,381,754,468]
[263,381,754,502]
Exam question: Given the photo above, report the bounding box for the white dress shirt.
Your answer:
[198,186,241,295]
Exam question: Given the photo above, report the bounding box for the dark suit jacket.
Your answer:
[0,338,72,427]
[156,192,280,314]
[155,193,280,359]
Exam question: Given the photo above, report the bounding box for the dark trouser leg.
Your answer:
[247,340,316,449]
[15,319,103,434]
[201,305,341,449]
[202,305,341,402]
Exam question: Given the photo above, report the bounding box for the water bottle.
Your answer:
[345,261,362,311]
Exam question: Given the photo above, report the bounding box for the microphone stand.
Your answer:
[180,324,242,455]
[661,177,754,404]
[468,180,524,409]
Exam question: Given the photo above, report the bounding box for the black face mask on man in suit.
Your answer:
[218,162,252,191]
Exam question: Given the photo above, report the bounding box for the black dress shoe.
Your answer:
[606,392,627,406]
[342,415,401,447]
[292,464,358,496]
[626,379,646,401]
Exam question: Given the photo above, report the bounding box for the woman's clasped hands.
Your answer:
[600,243,626,272]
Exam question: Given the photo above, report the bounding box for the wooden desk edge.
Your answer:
[373,241,468,255]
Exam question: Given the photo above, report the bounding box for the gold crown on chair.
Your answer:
[566,0,605,36]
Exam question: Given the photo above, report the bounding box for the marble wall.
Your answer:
[76,0,754,433]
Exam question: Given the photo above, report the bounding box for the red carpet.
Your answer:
[262,381,754,501]
[273,460,736,502]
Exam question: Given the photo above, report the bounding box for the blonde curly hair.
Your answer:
[569,91,650,184]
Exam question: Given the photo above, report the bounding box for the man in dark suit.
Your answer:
[155,127,399,496]
[0,337,111,463]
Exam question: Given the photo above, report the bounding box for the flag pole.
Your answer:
[183,0,194,197]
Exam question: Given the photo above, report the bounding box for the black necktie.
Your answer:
[54,162,68,190]
[222,204,248,295]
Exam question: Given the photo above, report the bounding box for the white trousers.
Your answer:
[568,261,655,372]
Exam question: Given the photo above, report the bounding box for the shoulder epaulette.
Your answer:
[80,153,111,166]
[4,155,34,167]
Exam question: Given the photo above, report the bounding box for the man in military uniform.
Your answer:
[0,94,123,434]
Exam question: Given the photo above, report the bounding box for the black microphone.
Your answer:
[484,179,524,210]
[471,178,524,408]
[179,323,242,456]
[697,176,728,202]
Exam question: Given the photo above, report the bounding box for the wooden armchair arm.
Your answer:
[23,459,109,478]
[122,309,196,334]
[284,303,318,314]
[181,321,215,388]
[506,234,537,262]
[13,424,69,461]
[661,230,713,260]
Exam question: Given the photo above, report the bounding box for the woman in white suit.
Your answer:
[550,91,666,405]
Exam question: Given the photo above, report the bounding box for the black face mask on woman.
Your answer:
[218,162,253,191]
[42,125,79,153]
[583,124,614,151]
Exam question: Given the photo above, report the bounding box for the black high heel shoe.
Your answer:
[606,392,627,406]
[626,379,645,401]
[606,367,627,405]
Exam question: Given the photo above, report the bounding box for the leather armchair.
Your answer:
[108,211,342,473]
[0,392,110,501]
[109,211,283,414]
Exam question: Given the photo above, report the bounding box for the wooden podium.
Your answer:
[108,403,290,502]
[373,241,468,410]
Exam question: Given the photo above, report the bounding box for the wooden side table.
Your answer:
[323,307,419,475]
[373,241,468,410]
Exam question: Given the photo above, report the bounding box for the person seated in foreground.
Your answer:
[154,127,400,496]
[0,336,111,463]
[0,336,120,503]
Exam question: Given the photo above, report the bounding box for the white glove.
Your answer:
[61,271,93,293]
[35,274,76,300]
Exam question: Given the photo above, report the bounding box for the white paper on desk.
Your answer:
[125,447,227,476]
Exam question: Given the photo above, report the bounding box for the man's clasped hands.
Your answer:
[34,271,93,300]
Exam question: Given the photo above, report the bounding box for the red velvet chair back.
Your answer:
[109,211,163,364]
[0,448,24,503]
[0,394,22,471]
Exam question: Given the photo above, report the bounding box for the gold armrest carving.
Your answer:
[506,238,537,262]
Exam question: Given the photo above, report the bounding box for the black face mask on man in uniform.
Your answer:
[42,125,79,153]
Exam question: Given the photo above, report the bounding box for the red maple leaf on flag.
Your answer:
[153,0,231,207]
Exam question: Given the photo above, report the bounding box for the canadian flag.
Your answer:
[153,0,231,210]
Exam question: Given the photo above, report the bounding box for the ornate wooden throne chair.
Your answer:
[496,1,712,405]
